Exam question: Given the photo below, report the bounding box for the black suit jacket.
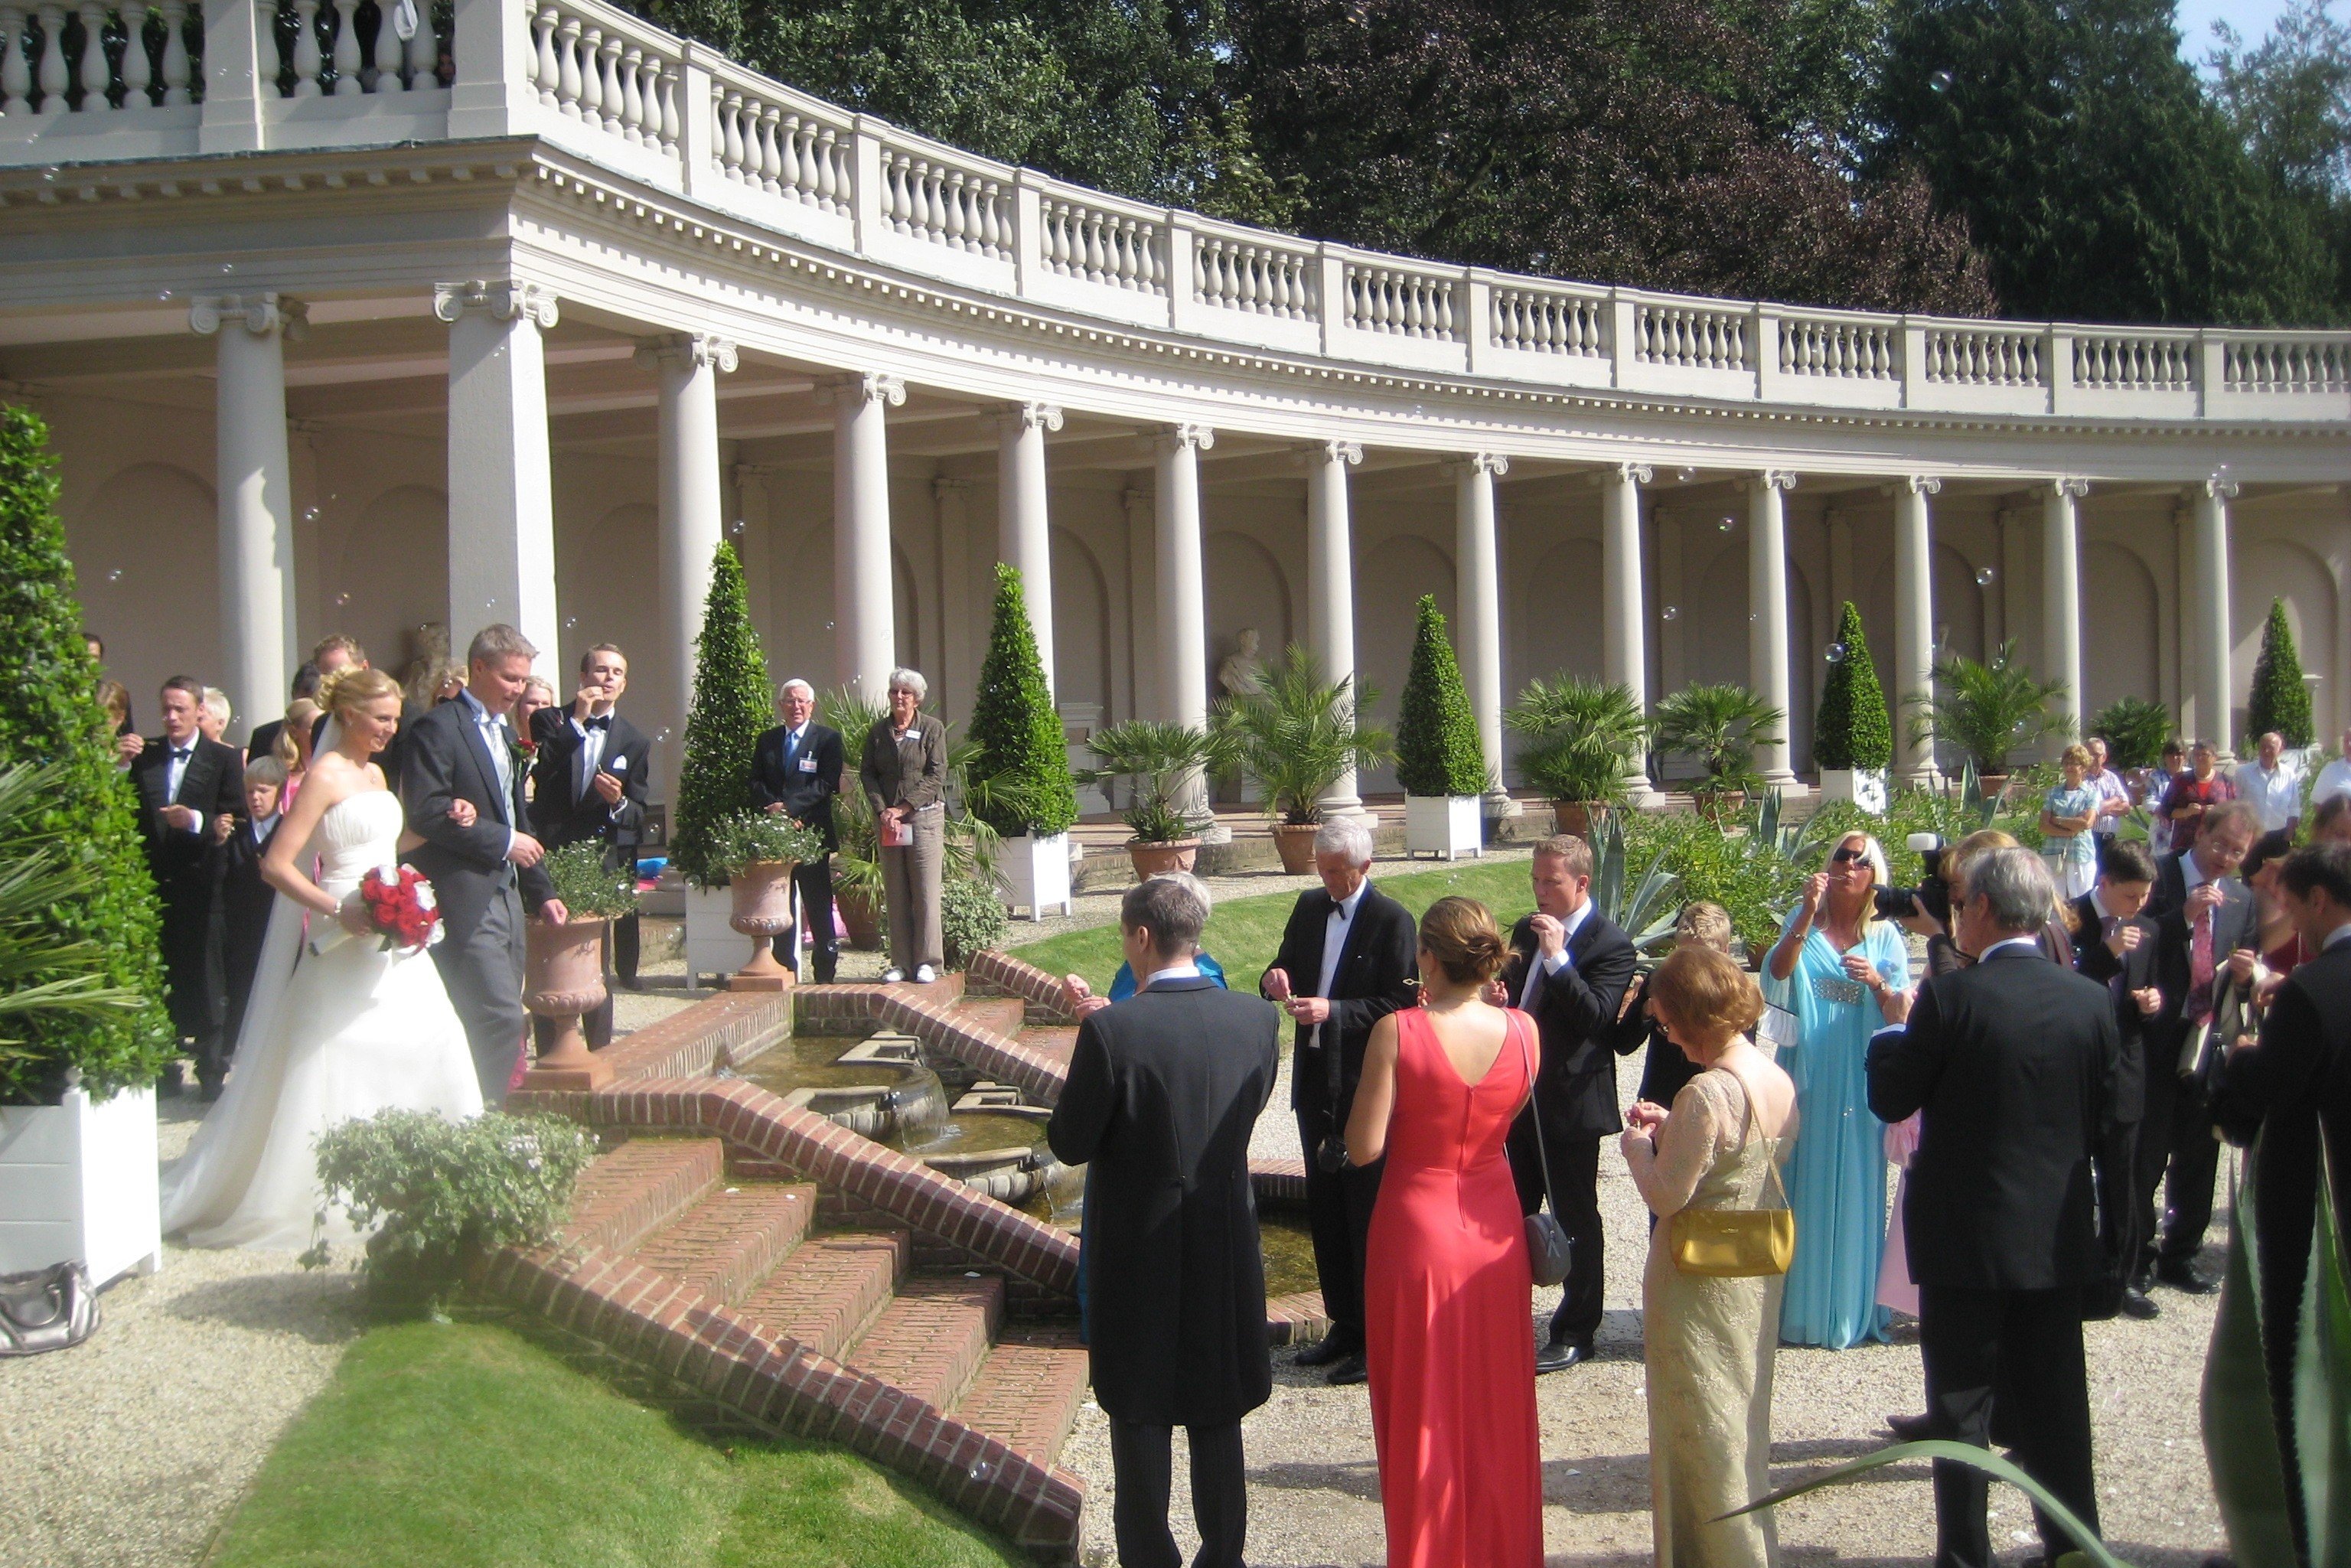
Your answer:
[1260,882,1419,1123]
[130,734,246,892]
[399,697,556,921]
[1045,976,1281,1426]
[210,814,279,988]
[527,708,651,856]
[1867,944,2124,1292]
[2146,852,2255,1059]
[2069,891,2161,1126]
[747,722,845,852]
[1501,908,1640,1140]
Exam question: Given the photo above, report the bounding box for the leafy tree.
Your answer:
[1394,595,1489,797]
[670,543,772,888]
[2089,696,2173,770]
[1814,601,1892,771]
[964,562,1078,839]
[2245,596,2317,748]
[0,406,174,1103]
[1908,640,2069,775]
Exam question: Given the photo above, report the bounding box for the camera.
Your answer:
[1873,832,1952,925]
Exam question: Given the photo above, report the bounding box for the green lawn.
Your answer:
[1012,856,1542,996]
[210,1319,1023,1568]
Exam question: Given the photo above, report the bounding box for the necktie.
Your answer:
[2186,904,2216,1024]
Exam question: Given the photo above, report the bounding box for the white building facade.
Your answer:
[6,0,2349,804]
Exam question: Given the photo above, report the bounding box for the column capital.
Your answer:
[2202,473,2241,502]
[984,400,1064,435]
[1607,461,1654,486]
[1299,438,1363,467]
[432,279,559,328]
[1883,474,1942,497]
[1153,423,1215,455]
[2049,476,2090,500]
[816,370,906,409]
[1753,468,1799,493]
[1445,451,1509,478]
[635,332,739,373]
[189,292,307,340]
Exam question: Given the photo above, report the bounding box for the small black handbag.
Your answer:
[0,1261,99,1358]
[1510,1013,1573,1288]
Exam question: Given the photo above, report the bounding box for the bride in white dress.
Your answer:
[161,667,485,1250]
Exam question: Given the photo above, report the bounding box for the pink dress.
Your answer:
[1364,1006,1544,1568]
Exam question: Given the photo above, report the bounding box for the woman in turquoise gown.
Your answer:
[1762,830,1912,1349]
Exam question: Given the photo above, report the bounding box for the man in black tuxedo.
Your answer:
[1497,833,1639,1371]
[131,676,247,1095]
[528,644,649,1047]
[2069,839,2167,1320]
[401,625,567,1104]
[2141,798,2259,1295]
[1867,846,2124,1568]
[1048,874,1280,1568]
[746,677,843,983]
[1259,817,1417,1387]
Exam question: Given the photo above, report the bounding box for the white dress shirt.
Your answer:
[2235,758,2302,832]
[458,689,516,855]
[1979,934,2043,961]
[162,733,198,824]
[1142,960,1202,989]
[1311,884,1368,1051]
[2085,767,2130,833]
[572,711,607,787]
[1519,898,1593,1009]
[2313,756,2351,808]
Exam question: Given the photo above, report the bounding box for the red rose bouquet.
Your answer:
[356,865,444,955]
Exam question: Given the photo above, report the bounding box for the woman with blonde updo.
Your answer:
[1345,895,1542,1567]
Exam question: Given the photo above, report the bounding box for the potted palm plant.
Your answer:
[1506,674,1649,839]
[706,810,827,990]
[1655,683,1784,822]
[1081,720,1218,877]
[817,686,887,950]
[1215,644,1393,873]
[1395,595,1492,858]
[1908,641,2067,797]
[520,843,640,1090]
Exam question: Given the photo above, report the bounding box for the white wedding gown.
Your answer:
[159,788,484,1250]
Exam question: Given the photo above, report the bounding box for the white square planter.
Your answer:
[0,1085,161,1287]
[996,833,1074,921]
[1404,795,1484,859]
[1818,768,1891,815]
[683,885,752,984]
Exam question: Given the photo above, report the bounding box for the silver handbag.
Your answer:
[0,1261,99,1357]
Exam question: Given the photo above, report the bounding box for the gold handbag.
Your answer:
[1669,1071,1795,1278]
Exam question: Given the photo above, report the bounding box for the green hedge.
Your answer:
[964,563,1078,838]
[1394,595,1487,797]
[1814,601,1892,771]
[670,543,772,889]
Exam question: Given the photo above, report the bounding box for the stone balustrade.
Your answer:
[5,0,2348,422]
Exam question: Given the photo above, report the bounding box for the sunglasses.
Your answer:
[1829,847,1869,865]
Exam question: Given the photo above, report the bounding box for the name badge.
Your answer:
[798,755,818,773]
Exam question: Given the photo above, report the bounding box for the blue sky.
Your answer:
[2175,0,2299,59]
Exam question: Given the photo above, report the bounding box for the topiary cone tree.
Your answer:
[2245,597,2315,750]
[0,405,174,1103]
[965,562,1078,839]
[669,542,772,889]
[1814,601,1893,773]
[1394,594,1489,798]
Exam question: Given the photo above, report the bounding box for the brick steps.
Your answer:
[736,1229,910,1360]
[951,1326,1091,1462]
[944,994,1029,1038]
[843,1273,1006,1410]
[1013,1025,1078,1067]
[624,1182,817,1307]
[563,1137,722,1257]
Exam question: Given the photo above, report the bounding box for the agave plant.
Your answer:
[1212,644,1393,826]
[1654,683,1784,800]
[1081,720,1220,844]
[1506,675,1649,807]
[1746,788,1834,867]
[1590,808,1680,953]
[1909,641,2069,777]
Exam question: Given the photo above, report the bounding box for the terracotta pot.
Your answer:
[833,880,883,950]
[521,917,610,1090]
[1691,790,1746,824]
[1550,800,1599,839]
[1977,773,2010,803]
[727,859,798,990]
[1270,822,1319,874]
[1127,838,1200,878]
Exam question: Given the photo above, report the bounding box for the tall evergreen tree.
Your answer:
[1394,595,1489,797]
[0,406,173,1102]
[670,543,772,888]
[1814,601,1893,771]
[965,563,1079,838]
[2245,596,2317,748]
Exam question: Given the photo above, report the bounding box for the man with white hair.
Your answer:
[749,677,843,983]
[1259,817,1418,1385]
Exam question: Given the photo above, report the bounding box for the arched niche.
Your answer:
[1861,539,1989,700]
[2234,539,2340,738]
[2081,542,2160,724]
[1050,524,1111,715]
[67,461,218,719]
[1355,533,1455,793]
[1205,530,1293,693]
[1516,537,1603,687]
[557,499,661,729]
[1690,543,1749,687]
[322,484,449,694]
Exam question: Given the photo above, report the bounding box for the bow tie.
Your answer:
[170,745,193,761]
[581,716,611,732]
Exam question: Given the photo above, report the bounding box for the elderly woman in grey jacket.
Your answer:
[859,667,950,983]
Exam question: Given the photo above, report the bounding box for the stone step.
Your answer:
[562,1137,723,1257]
[735,1230,909,1361]
[624,1182,817,1308]
[843,1273,1006,1412]
[948,1325,1091,1463]
[947,994,1027,1038]
[1014,1025,1078,1068]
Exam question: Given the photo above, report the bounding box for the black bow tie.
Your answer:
[582,716,611,732]
[170,745,193,761]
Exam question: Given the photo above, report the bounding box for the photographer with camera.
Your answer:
[1260,818,1418,1387]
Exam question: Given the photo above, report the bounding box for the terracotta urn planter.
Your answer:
[1127,837,1200,878]
[727,859,798,991]
[1270,822,1320,875]
[1690,790,1746,825]
[1977,773,2010,804]
[1550,800,1603,839]
[521,916,611,1091]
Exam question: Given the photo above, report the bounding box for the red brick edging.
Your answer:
[966,950,1080,1025]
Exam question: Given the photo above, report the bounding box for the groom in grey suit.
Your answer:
[401,624,568,1104]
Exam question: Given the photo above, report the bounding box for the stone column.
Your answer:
[823,372,905,701]
[1893,475,1942,782]
[1306,439,1365,819]
[1749,470,1801,791]
[191,292,302,742]
[2043,478,2089,757]
[1153,424,1214,824]
[434,280,560,670]
[1449,453,1511,815]
[990,402,1062,696]
[641,333,736,775]
[1602,461,1656,800]
[2193,476,2239,758]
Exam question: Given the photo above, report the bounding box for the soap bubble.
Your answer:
[106,569,123,582]
[729,518,746,536]
[1929,69,1955,93]
[564,616,579,630]
[655,728,673,742]
[220,262,232,273]
[41,167,57,182]
[158,288,173,301]
[1975,567,1995,586]
[304,507,320,521]
[1825,642,1848,664]
[1717,515,1735,533]
[1675,467,1696,484]
[1661,605,1680,621]
[334,592,351,607]
[969,1461,994,1482]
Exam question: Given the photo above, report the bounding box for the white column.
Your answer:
[824,371,905,701]
[1153,424,1214,823]
[991,402,1062,697]
[2193,476,2239,758]
[191,292,301,744]
[1449,453,1511,814]
[1306,439,1366,819]
[1749,470,1800,791]
[1602,461,1655,799]
[1893,474,1942,782]
[2043,478,2089,757]
[435,282,560,671]
[641,333,735,777]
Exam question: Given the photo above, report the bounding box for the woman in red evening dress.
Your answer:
[1345,895,1544,1568]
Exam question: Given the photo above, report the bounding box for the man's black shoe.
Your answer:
[1324,1353,1368,1387]
[2157,1260,2220,1296]
[1294,1335,1353,1368]
[2121,1286,2162,1320]
[1886,1412,1933,1442]
[1535,1338,1594,1374]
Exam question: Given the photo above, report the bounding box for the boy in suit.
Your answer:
[207,755,286,1097]
[132,676,247,1095]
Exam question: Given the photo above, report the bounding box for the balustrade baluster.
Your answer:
[529,6,556,104]
[981,182,1004,254]
[398,0,428,86]
[653,64,679,152]
[32,2,64,112]
[121,2,154,105]
[551,14,580,114]
[370,0,403,90]
[755,103,783,191]
[329,0,360,93]
[1,3,29,112]
[716,90,743,175]
[592,32,619,131]
[72,0,104,106]
[289,0,321,94]
[924,166,947,239]
[571,24,601,118]
[617,45,643,141]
